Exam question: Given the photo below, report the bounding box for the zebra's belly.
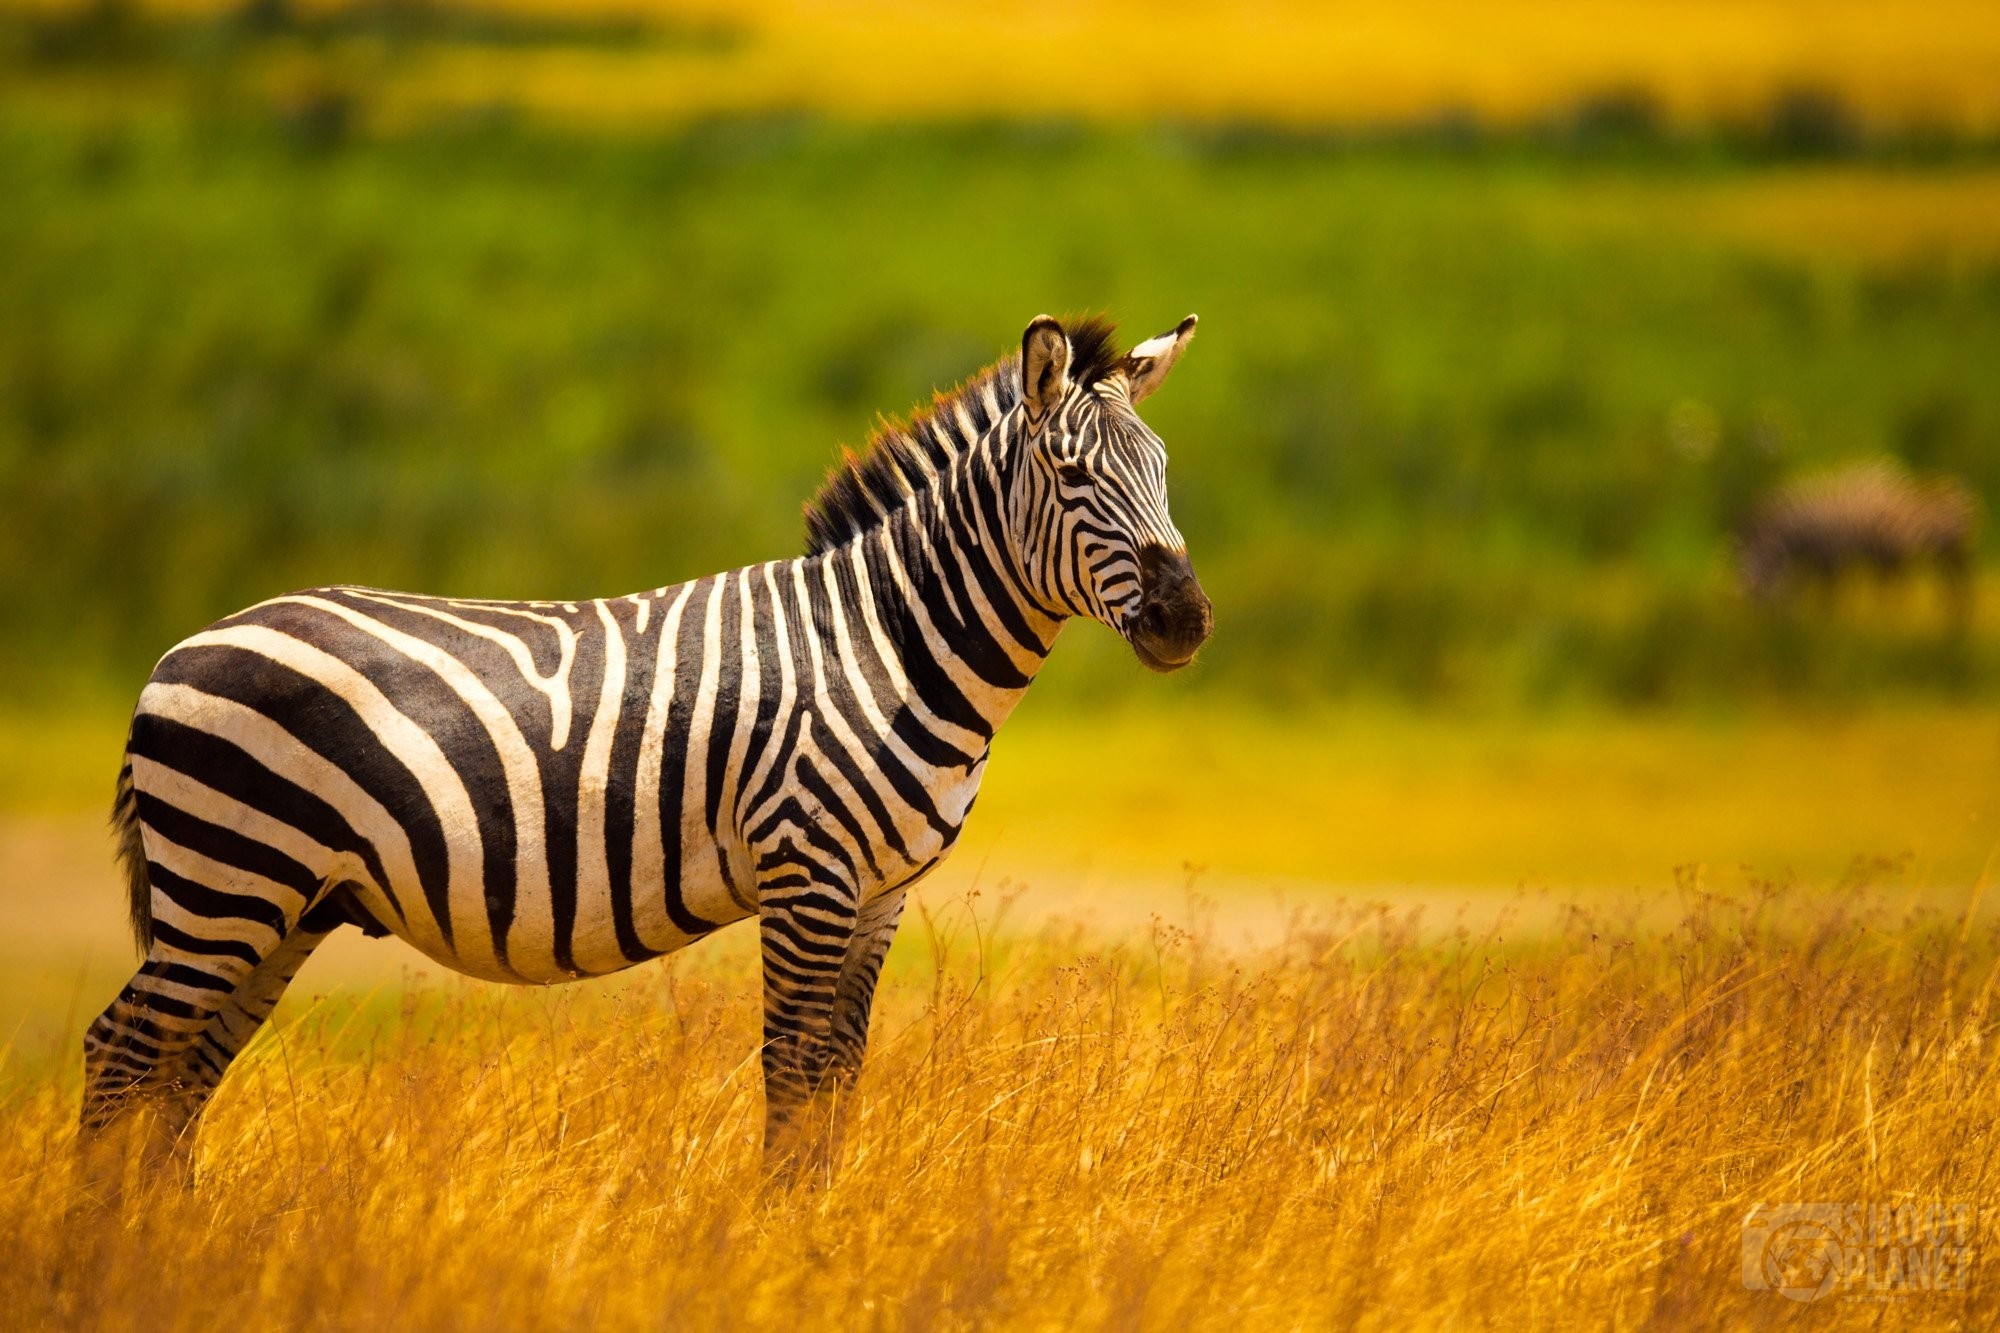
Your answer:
[340,808,761,985]
[361,817,942,986]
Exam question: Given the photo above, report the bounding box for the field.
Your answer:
[3,871,1993,1326]
[2,707,1994,1324]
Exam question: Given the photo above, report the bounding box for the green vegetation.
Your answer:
[5,105,1998,709]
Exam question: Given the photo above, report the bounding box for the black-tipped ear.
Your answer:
[1121,314,1197,404]
[1021,315,1071,421]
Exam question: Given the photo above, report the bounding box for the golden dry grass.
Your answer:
[1,707,1991,1324]
[3,879,1995,1328]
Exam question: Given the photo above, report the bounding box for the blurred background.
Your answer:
[2,0,1998,1021]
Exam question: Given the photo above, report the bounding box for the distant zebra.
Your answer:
[81,314,1212,1191]
[1737,460,1979,617]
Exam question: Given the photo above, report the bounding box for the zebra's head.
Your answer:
[1010,314,1212,672]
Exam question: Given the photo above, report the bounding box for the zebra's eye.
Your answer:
[1056,462,1089,489]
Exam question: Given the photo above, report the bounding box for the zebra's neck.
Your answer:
[832,417,1064,746]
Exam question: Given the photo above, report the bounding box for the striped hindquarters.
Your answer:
[119,583,745,984]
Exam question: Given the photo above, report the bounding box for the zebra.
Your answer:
[78,313,1212,1193]
[1737,460,1979,621]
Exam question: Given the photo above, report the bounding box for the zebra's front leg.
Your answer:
[756,871,859,1185]
[824,884,909,1096]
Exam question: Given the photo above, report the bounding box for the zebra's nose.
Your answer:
[1131,544,1212,670]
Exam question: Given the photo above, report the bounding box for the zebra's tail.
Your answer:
[111,751,150,957]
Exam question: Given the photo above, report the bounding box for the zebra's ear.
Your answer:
[1121,314,1197,404]
[1021,315,1071,421]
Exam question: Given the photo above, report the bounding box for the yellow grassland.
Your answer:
[6,703,1996,897]
[1,700,1992,1323]
[2,886,1993,1326]
[15,0,2000,133]
[5,700,1990,1099]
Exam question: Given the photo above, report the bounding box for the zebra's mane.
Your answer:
[803,319,1121,555]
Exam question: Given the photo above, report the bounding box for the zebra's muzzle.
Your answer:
[1128,545,1212,672]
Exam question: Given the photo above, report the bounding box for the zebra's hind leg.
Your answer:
[153,916,339,1182]
[78,954,244,1205]
[77,896,331,1204]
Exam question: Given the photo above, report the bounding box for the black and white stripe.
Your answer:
[79,314,1211,1179]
